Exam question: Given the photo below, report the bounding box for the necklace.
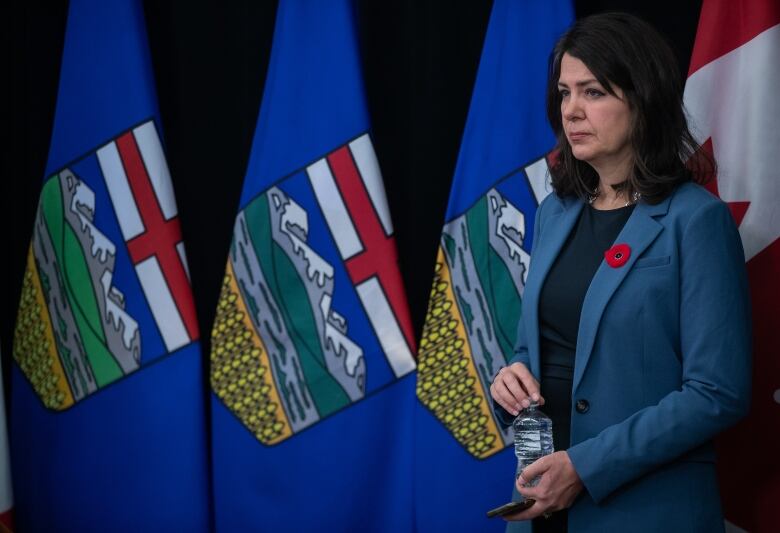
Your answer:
[588,186,641,207]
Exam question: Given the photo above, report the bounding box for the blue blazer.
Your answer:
[501,182,751,533]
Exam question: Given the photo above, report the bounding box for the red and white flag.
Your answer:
[684,1,780,530]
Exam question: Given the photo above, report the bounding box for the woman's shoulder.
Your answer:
[668,181,721,207]
[664,182,742,250]
[666,182,732,222]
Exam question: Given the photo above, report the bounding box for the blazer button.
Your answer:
[575,399,590,414]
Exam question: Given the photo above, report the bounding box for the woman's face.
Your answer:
[557,53,633,174]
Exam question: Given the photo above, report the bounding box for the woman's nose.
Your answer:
[562,95,583,122]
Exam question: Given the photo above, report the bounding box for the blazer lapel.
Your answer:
[571,197,670,391]
[524,197,583,377]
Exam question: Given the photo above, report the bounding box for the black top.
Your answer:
[532,203,634,533]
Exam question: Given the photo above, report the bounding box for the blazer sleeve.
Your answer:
[567,199,753,503]
[492,194,548,427]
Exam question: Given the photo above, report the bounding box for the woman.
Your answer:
[490,12,751,533]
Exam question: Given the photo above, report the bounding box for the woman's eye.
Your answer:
[585,88,604,97]
[559,89,570,98]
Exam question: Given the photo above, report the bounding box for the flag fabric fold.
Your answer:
[413,1,573,531]
[10,1,210,530]
[209,1,416,530]
[683,1,780,531]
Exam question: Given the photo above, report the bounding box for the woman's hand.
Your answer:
[503,451,584,521]
[490,362,544,416]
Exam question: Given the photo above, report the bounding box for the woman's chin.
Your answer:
[569,148,593,163]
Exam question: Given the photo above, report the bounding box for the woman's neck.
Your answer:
[589,155,635,210]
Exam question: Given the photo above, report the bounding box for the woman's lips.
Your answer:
[568,132,591,142]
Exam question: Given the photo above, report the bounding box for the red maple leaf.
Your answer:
[697,138,751,226]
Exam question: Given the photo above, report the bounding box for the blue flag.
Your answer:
[209,1,416,530]
[414,1,573,531]
[11,1,210,530]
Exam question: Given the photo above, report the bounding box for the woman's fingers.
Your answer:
[501,372,529,411]
[509,452,584,520]
[490,363,545,415]
[490,376,523,415]
[518,454,550,487]
[490,365,533,413]
[506,363,543,405]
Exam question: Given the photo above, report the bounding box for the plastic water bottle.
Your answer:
[512,402,553,486]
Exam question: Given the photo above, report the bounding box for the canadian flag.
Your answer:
[683,1,780,531]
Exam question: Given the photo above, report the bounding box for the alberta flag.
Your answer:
[413,1,572,531]
[683,1,780,531]
[10,1,210,530]
[209,1,416,530]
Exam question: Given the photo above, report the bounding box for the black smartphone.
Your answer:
[486,498,535,518]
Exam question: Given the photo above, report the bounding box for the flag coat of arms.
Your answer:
[413,2,573,531]
[10,1,209,530]
[209,1,416,530]
[683,1,780,530]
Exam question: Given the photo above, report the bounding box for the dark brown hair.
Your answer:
[546,12,714,203]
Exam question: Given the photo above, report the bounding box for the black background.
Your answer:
[3,0,702,389]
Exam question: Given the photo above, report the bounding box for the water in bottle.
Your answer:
[512,401,553,486]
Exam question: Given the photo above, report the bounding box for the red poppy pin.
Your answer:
[605,243,631,268]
